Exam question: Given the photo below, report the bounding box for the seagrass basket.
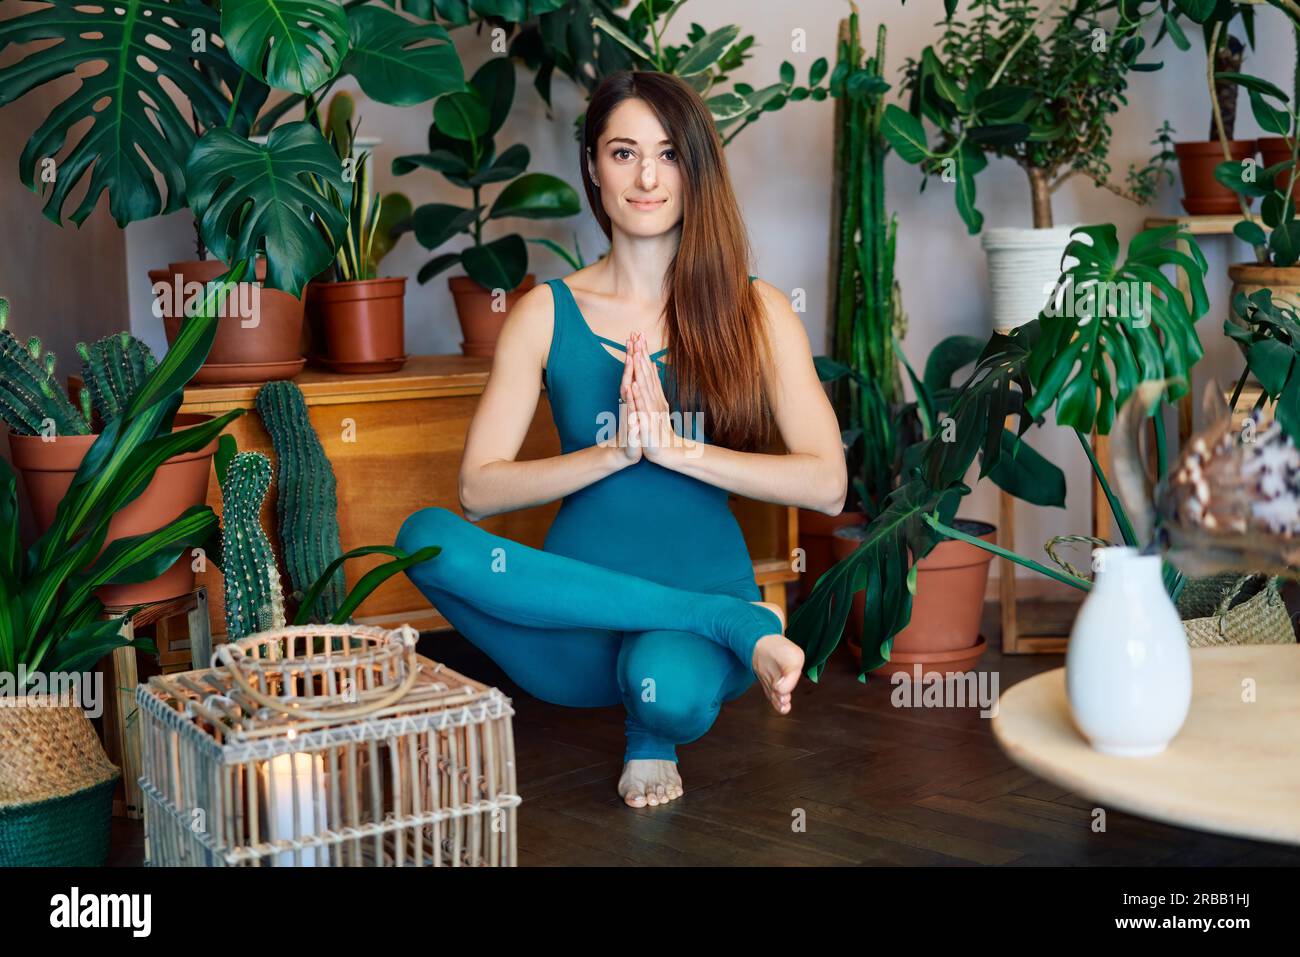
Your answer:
[136,624,519,866]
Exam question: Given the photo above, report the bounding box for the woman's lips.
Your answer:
[627,198,666,211]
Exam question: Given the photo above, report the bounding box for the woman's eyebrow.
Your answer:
[605,136,674,147]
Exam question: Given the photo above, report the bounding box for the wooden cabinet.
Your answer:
[179,356,798,638]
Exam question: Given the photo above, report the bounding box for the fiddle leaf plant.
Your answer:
[394,57,581,290]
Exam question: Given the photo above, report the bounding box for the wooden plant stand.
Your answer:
[99,587,213,819]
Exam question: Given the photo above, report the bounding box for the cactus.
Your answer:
[76,332,158,423]
[0,297,91,436]
[255,380,346,619]
[220,451,286,640]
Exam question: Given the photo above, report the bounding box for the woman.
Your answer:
[398,70,846,809]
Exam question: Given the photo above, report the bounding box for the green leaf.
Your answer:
[1215,71,1289,101]
[487,173,581,220]
[412,202,481,250]
[221,0,350,96]
[1234,219,1268,246]
[591,16,655,64]
[954,143,986,234]
[433,89,491,141]
[923,335,987,392]
[1271,221,1300,267]
[1173,0,1218,22]
[0,0,238,227]
[343,5,463,106]
[462,234,529,291]
[1248,89,1291,137]
[675,25,740,77]
[293,544,441,625]
[186,123,351,297]
[1163,11,1190,51]
[881,105,929,163]
[988,431,1066,507]
[1214,159,1270,198]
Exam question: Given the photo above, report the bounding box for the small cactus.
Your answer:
[77,332,158,424]
[220,451,286,640]
[256,380,346,620]
[0,297,90,436]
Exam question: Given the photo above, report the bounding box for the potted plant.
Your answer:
[1211,16,1300,311]
[885,0,1170,332]
[1161,1,1258,214]
[395,58,582,357]
[808,13,1067,676]
[305,93,413,373]
[0,303,237,607]
[0,275,243,866]
[790,221,1211,681]
[0,1,465,383]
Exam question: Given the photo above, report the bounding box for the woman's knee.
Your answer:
[619,630,733,744]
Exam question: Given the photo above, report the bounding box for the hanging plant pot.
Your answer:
[833,519,996,677]
[152,258,306,386]
[8,413,219,607]
[0,692,119,867]
[981,226,1079,333]
[1174,140,1257,215]
[450,274,537,358]
[1257,137,1295,193]
[306,277,407,374]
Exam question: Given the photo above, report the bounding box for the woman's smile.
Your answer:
[626,196,668,211]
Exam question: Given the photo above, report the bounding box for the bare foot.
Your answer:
[618,759,684,808]
[750,600,803,715]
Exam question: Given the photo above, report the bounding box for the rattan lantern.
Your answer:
[136,624,519,866]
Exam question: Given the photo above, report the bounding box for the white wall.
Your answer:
[123,0,1296,576]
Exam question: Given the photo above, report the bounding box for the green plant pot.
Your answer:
[0,777,117,867]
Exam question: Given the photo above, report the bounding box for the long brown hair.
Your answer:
[580,71,771,452]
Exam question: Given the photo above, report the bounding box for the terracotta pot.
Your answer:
[449,274,536,358]
[833,519,996,676]
[306,277,407,372]
[1228,262,1300,322]
[8,414,219,607]
[797,507,866,600]
[153,258,306,385]
[1258,136,1295,193]
[1174,140,1257,215]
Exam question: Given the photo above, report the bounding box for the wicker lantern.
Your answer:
[137,624,519,866]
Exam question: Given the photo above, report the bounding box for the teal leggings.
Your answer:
[396,507,783,763]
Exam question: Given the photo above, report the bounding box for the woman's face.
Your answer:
[588,97,684,237]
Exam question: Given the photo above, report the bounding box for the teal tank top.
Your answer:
[540,277,759,597]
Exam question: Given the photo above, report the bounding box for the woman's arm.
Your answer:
[630,280,848,515]
[459,284,638,522]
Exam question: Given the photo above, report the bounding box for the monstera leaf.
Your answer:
[186,123,350,296]
[1025,224,1207,434]
[220,0,350,95]
[0,0,237,227]
[787,479,960,681]
[342,5,464,106]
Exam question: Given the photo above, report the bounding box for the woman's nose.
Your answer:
[639,157,657,189]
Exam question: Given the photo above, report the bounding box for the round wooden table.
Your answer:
[992,645,1300,845]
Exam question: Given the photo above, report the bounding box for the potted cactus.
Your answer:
[395,58,582,357]
[0,305,228,606]
[305,93,414,373]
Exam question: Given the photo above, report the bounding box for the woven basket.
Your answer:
[1176,574,1296,648]
[0,692,120,866]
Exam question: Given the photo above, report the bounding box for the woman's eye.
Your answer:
[614,148,634,161]
[662,149,677,163]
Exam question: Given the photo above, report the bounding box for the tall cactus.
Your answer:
[255,380,346,619]
[220,451,286,640]
[77,332,158,423]
[0,297,91,436]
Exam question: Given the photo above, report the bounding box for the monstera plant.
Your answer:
[0,0,465,296]
[789,223,1210,680]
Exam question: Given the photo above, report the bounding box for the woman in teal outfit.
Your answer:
[398,71,847,808]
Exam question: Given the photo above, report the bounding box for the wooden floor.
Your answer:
[109,601,1300,867]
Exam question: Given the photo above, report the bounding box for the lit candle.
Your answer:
[265,752,328,866]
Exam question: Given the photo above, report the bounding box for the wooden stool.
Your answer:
[99,587,214,820]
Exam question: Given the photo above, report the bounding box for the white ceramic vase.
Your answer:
[1065,547,1192,757]
[981,225,1079,333]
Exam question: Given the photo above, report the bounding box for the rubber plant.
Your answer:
[394,57,583,291]
[789,223,1211,680]
[0,267,248,684]
[886,0,1169,231]
[0,0,465,296]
